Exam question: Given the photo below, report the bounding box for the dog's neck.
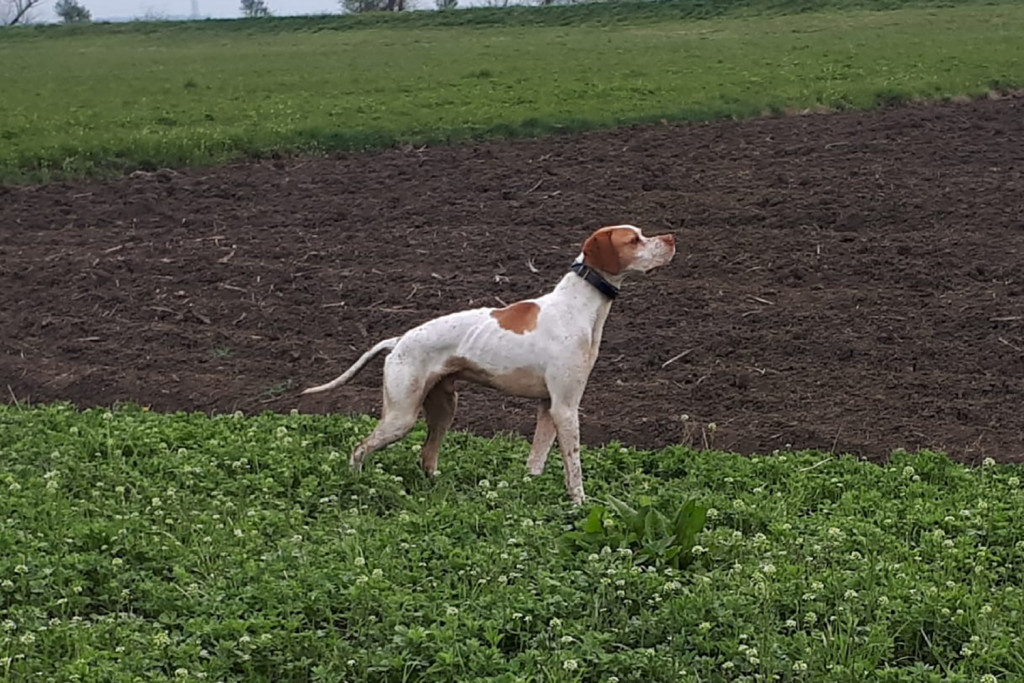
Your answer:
[549,256,624,341]
[569,261,620,300]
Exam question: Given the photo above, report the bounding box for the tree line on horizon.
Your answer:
[1,0,595,25]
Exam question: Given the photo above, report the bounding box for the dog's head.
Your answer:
[581,225,676,276]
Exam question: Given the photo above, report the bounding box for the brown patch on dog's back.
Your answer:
[582,226,639,275]
[491,301,540,334]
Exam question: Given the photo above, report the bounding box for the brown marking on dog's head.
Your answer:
[491,301,540,335]
[581,226,642,275]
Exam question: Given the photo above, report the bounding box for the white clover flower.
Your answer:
[983,457,995,467]
[560,635,574,644]
[446,606,459,617]
[981,604,993,614]
[844,589,858,600]
[785,619,797,629]
[849,551,863,561]
[112,558,123,567]
[980,675,997,683]
[1,580,13,590]
[549,617,562,629]
[827,527,843,537]
[721,661,735,671]
[793,661,808,672]
[877,596,890,606]
[14,565,27,575]
[804,611,817,625]
[691,545,707,555]
[175,668,189,677]
[761,563,776,575]
[563,659,578,671]
[19,633,35,645]
[960,643,974,657]
[478,479,491,488]
[587,553,600,563]
[663,581,682,592]
[811,581,824,591]
[902,466,915,477]
[1009,476,1021,487]
[354,557,365,567]
[355,575,368,585]
[234,529,243,537]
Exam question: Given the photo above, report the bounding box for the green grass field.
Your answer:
[1,0,1022,182]
[2,404,1023,681]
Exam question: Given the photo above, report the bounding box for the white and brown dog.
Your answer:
[303,225,676,504]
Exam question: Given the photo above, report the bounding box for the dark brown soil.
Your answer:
[3,96,1023,463]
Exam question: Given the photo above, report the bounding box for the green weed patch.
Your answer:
[1,403,1023,680]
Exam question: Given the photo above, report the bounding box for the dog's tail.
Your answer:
[301,337,401,395]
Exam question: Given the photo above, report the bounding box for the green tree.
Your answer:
[340,0,410,12]
[239,0,270,17]
[55,0,90,22]
[436,0,456,9]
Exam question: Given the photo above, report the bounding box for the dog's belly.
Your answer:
[449,360,549,399]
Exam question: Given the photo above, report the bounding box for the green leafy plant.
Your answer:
[563,495,707,569]
[2,403,1024,680]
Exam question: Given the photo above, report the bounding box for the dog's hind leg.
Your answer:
[525,399,556,476]
[419,376,457,477]
[348,356,423,471]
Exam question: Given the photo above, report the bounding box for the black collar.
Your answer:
[570,262,620,300]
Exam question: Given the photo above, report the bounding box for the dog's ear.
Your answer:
[582,229,623,275]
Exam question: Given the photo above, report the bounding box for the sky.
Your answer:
[31,0,359,22]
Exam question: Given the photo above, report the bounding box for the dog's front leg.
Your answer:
[549,403,584,505]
